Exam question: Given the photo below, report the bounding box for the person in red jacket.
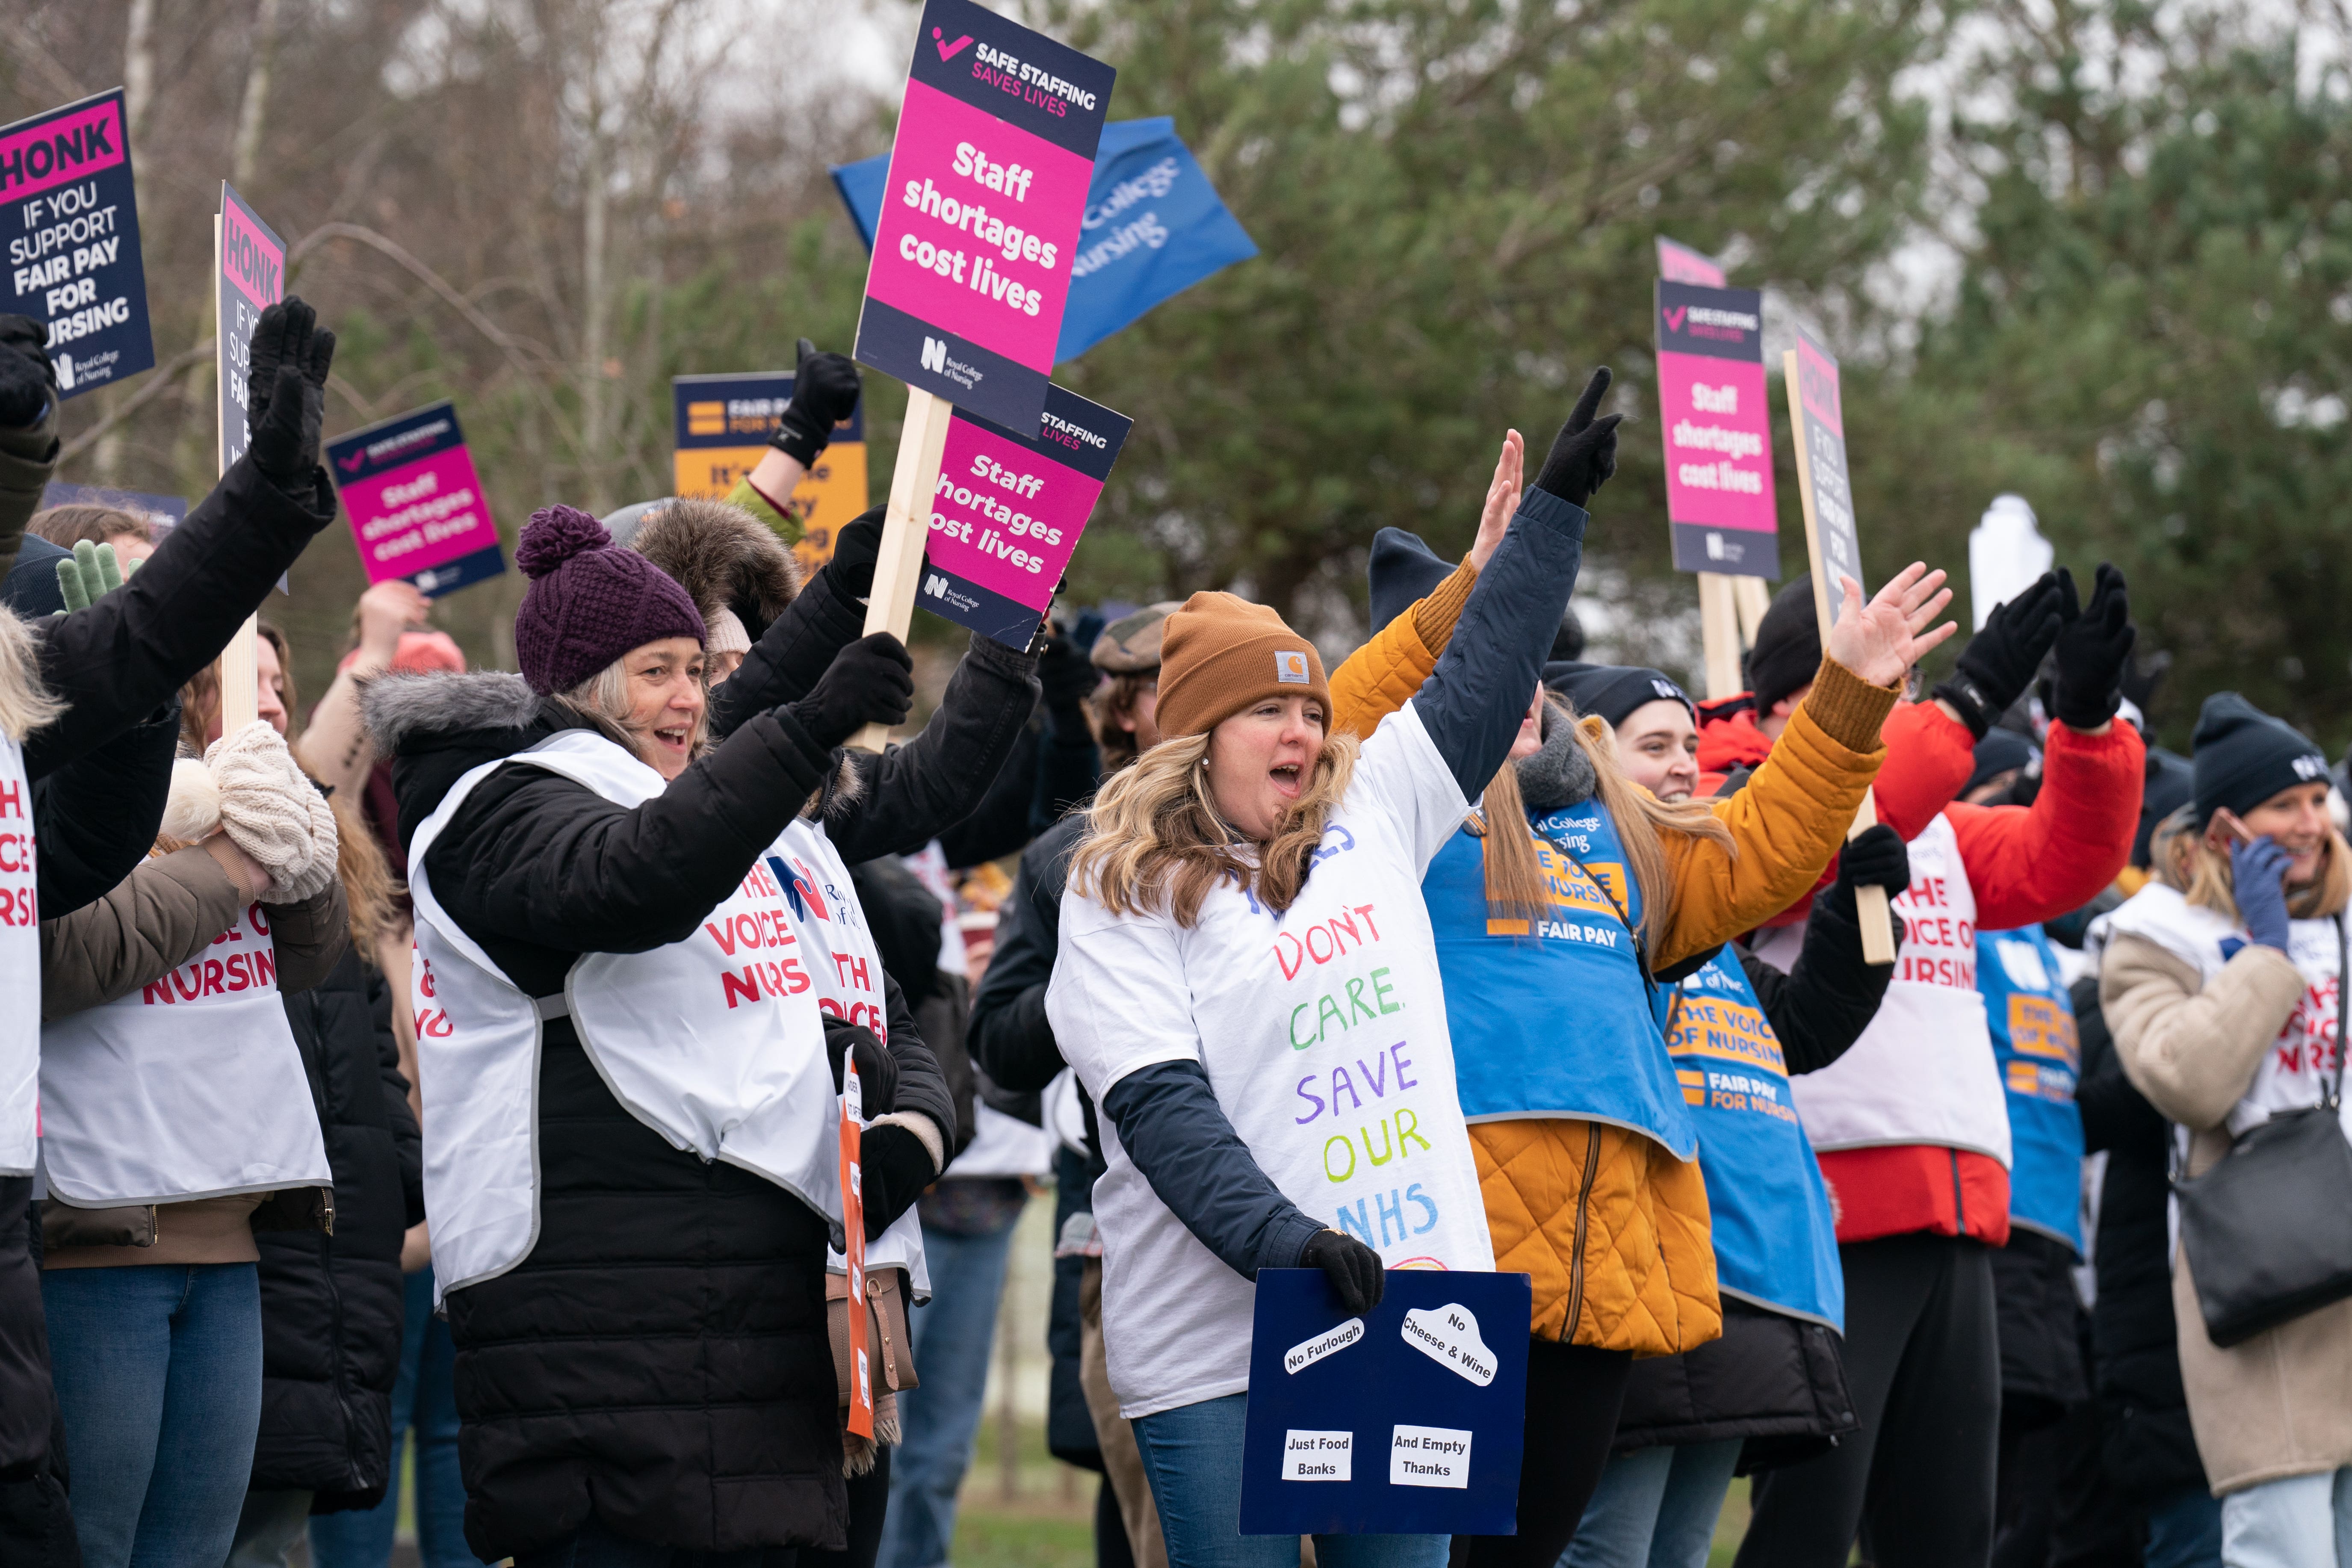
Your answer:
[1725,568,2145,1568]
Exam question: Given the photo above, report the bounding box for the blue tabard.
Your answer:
[1663,949,1844,1329]
[1978,924,2084,1251]
[1424,798,1697,1160]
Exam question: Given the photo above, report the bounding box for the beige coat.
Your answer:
[2102,930,2352,1495]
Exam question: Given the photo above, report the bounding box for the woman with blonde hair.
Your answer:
[1049,375,1626,1568]
[2100,692,2352,1562]
[1420,568,1949,1565]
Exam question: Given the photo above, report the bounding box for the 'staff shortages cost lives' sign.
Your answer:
[854,0,1115,429]
[919,384,1129,650]
[1,89,154,397]
[216,183,284,473]
[672,372,869,571]
[327,401,507,599]
[1655,279,1778,579]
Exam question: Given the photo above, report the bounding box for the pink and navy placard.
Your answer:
[1655,279,1779,579]
[855,0,1115,428]
[1792,326,1863,601]
[918,384,1128,649]
[0,89,154,398]
[216,183,284,474]
[327,402,507,599]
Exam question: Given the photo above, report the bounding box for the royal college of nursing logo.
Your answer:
[1276,650,1310,684]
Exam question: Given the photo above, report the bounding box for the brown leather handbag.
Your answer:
[829,1264,919,1473]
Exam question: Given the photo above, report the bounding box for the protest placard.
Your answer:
[1,89,154,397]
[851,0,1115,429]
[1656,279,1778,580]
[215,183,283,476]
[1238,1270,1530,1537]
[327,401,506,599]
[1782,325,1894,963]
[1655,234,1727,288]
[671,371,868,571]
[916,384,1128,650]
[834,115,1256,363]
[214,182,286,732]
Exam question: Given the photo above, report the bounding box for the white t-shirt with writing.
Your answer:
[1048,702,1497,1418]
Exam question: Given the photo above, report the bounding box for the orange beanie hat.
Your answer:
[1155,591,1331,739]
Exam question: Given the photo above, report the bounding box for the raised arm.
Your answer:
[826,632,1042,866]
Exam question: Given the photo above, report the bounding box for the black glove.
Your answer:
[1833,823,1912,904]
[1037,626,1099,721]
[1530,367,1625,509]
[2050,564,2134,731]
[858,1122,938,1241]
[773,338,863,466]
[1931,573,2065,740]
[244,296,336,484]
[824,1016,899,1118]
[790,632,914,750]
[0,316,54,428]
[822,507,886,602]
[1298,1228,1385,1314]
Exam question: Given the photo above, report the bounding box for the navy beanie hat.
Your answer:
[1547,663,1694,731]
[1745,578,1823,717]
[2191,692,2327,827]
[1367,528,1454,633]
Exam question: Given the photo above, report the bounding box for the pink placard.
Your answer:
[926,416,1100,607]
[865,78,1095,373]
[0,96,127,204]
[341,446,499,584]
[1656,352,1773,532]
[220,194,281,311]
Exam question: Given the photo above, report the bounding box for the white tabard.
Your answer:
[40,899,331,1205]
[407,729,838,1299]
[0,734,35,1176]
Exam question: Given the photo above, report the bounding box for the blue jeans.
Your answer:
[2143,1483,2223,1568]
[2219,1468,2352,1567]
[1559,1441,1740,1568]
[1131,1394,1449,1568]
[308,1267,484,1568]
[875,1216,1024,1568]
[42,1262,264,1568]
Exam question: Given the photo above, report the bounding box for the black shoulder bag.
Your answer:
[2174,914,2352,1347]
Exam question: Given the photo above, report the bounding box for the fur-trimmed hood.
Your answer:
[363,669,541,756]
[628,498,801,642]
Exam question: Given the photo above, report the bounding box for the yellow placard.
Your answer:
[672,441,869,575]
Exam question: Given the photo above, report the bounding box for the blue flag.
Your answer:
[832,117,1257,364]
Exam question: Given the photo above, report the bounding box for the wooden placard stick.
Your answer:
[214,210,260,735]
[1696,572,1743,702]
[849,385,957,753]
[1732,574,1771,648]
[1783,346,1897,965]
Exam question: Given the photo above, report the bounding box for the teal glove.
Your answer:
[55,539,136,612]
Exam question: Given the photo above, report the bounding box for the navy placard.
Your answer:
[907,0,1115,160]
[1239,1270,1530,1537]
[0,89,155,398]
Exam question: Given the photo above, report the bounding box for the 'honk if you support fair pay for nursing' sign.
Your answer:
[1241,1269,1528,1536]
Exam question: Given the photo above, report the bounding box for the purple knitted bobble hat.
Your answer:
[512,504,706,696]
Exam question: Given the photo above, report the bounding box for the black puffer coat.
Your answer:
[2074,974,2208,1500]
[374,672,956,1561]
[252,948,424,1510]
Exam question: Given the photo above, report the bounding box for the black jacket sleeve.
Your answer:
[1742,876,1901,1077]
[33,698,180,917]
[969,815,1080,1094]
[27,454,337,780]
[1413,487,1588,798]
[826,632,1043,867]
[2075,974,2164,1159]
[0,388,57,580]
[1101,1060,1323,1280]
[935,716,1042,870]
[878,971,957,1155]
[369,963,426,1229]
[425,709,833,959]
[706,564,867,742]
